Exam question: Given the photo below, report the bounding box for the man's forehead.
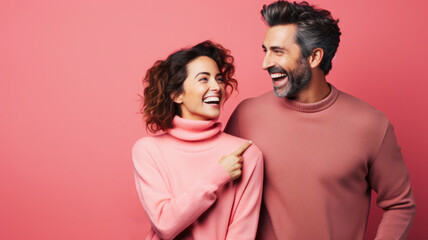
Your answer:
[264,24,297,47]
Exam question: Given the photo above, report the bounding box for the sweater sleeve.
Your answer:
[132,140,232,240]
[226,150,264,240]
[368,123,416,240]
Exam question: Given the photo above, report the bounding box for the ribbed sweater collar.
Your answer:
[167,116,222,141]
[281,83,339,113]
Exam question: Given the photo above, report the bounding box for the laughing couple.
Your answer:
[132,1,416,239]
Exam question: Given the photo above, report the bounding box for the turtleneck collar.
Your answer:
[167,116,222,141]
[281,83,339,113]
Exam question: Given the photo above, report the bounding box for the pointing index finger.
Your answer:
[232,141,252,156]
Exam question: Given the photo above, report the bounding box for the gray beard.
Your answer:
[273,57,312,98]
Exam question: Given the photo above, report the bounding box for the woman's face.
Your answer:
[173,56,225,121]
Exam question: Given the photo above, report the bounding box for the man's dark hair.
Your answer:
[261,1,341,75]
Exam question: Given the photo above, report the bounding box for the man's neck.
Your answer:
[294,76,330,103]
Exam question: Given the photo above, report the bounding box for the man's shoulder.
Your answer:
[221,132,262,151]
[336,89,389,127]
[225,91,275,137]
[236,90,275,111]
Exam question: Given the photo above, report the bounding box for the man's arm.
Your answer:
[225,100,246,137]
[368,123,416,240]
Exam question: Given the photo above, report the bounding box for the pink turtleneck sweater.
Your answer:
[132,116,263,240]
[225,84,416,240]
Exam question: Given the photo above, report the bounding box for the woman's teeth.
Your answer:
[203,97,220,104]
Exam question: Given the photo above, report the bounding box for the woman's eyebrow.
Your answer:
[194,72,210,79]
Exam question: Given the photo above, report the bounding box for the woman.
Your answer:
[132,41,263,240]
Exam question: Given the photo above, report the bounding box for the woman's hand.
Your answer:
[219,141,252,180]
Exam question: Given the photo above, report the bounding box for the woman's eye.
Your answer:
[216,78,223,82]
[199,77,208,81]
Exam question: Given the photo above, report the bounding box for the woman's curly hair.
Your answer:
[140,40,237,133]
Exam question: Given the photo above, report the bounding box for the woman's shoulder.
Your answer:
[132,134,173,168]
[132,133,170,154]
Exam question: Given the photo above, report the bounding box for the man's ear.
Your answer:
[171,93,183,104]
[308,48,324,68]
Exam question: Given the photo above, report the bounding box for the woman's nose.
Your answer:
[209,78,221,91]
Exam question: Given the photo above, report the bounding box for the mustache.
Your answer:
[267,66,288,75]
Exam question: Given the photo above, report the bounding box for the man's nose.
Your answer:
[262,53,274,70]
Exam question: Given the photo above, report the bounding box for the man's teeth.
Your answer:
[203,97,220,104]
[271,73,288,79]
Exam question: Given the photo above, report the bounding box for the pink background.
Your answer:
[1,0,427,239]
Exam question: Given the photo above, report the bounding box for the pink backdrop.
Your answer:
[1,0,427,239]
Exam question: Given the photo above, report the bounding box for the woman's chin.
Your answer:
[202,111,221,120]
[181,107,221,121]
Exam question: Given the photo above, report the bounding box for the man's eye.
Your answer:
[263,49,267,53]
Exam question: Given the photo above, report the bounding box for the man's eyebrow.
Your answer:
[270,46,286,51]
[262,44,287,52]
[194,72,210,79]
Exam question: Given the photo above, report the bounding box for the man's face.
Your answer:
[262,24,311,98]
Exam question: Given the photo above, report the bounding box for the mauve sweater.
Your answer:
[132,116,263,240]
[225,84,416,240]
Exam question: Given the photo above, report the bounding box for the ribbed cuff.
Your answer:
[204,164,232,192]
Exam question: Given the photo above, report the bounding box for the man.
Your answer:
[225,1,416,239]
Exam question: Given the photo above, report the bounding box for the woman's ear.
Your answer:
[308,48,324,68]
[171,93,183,104]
